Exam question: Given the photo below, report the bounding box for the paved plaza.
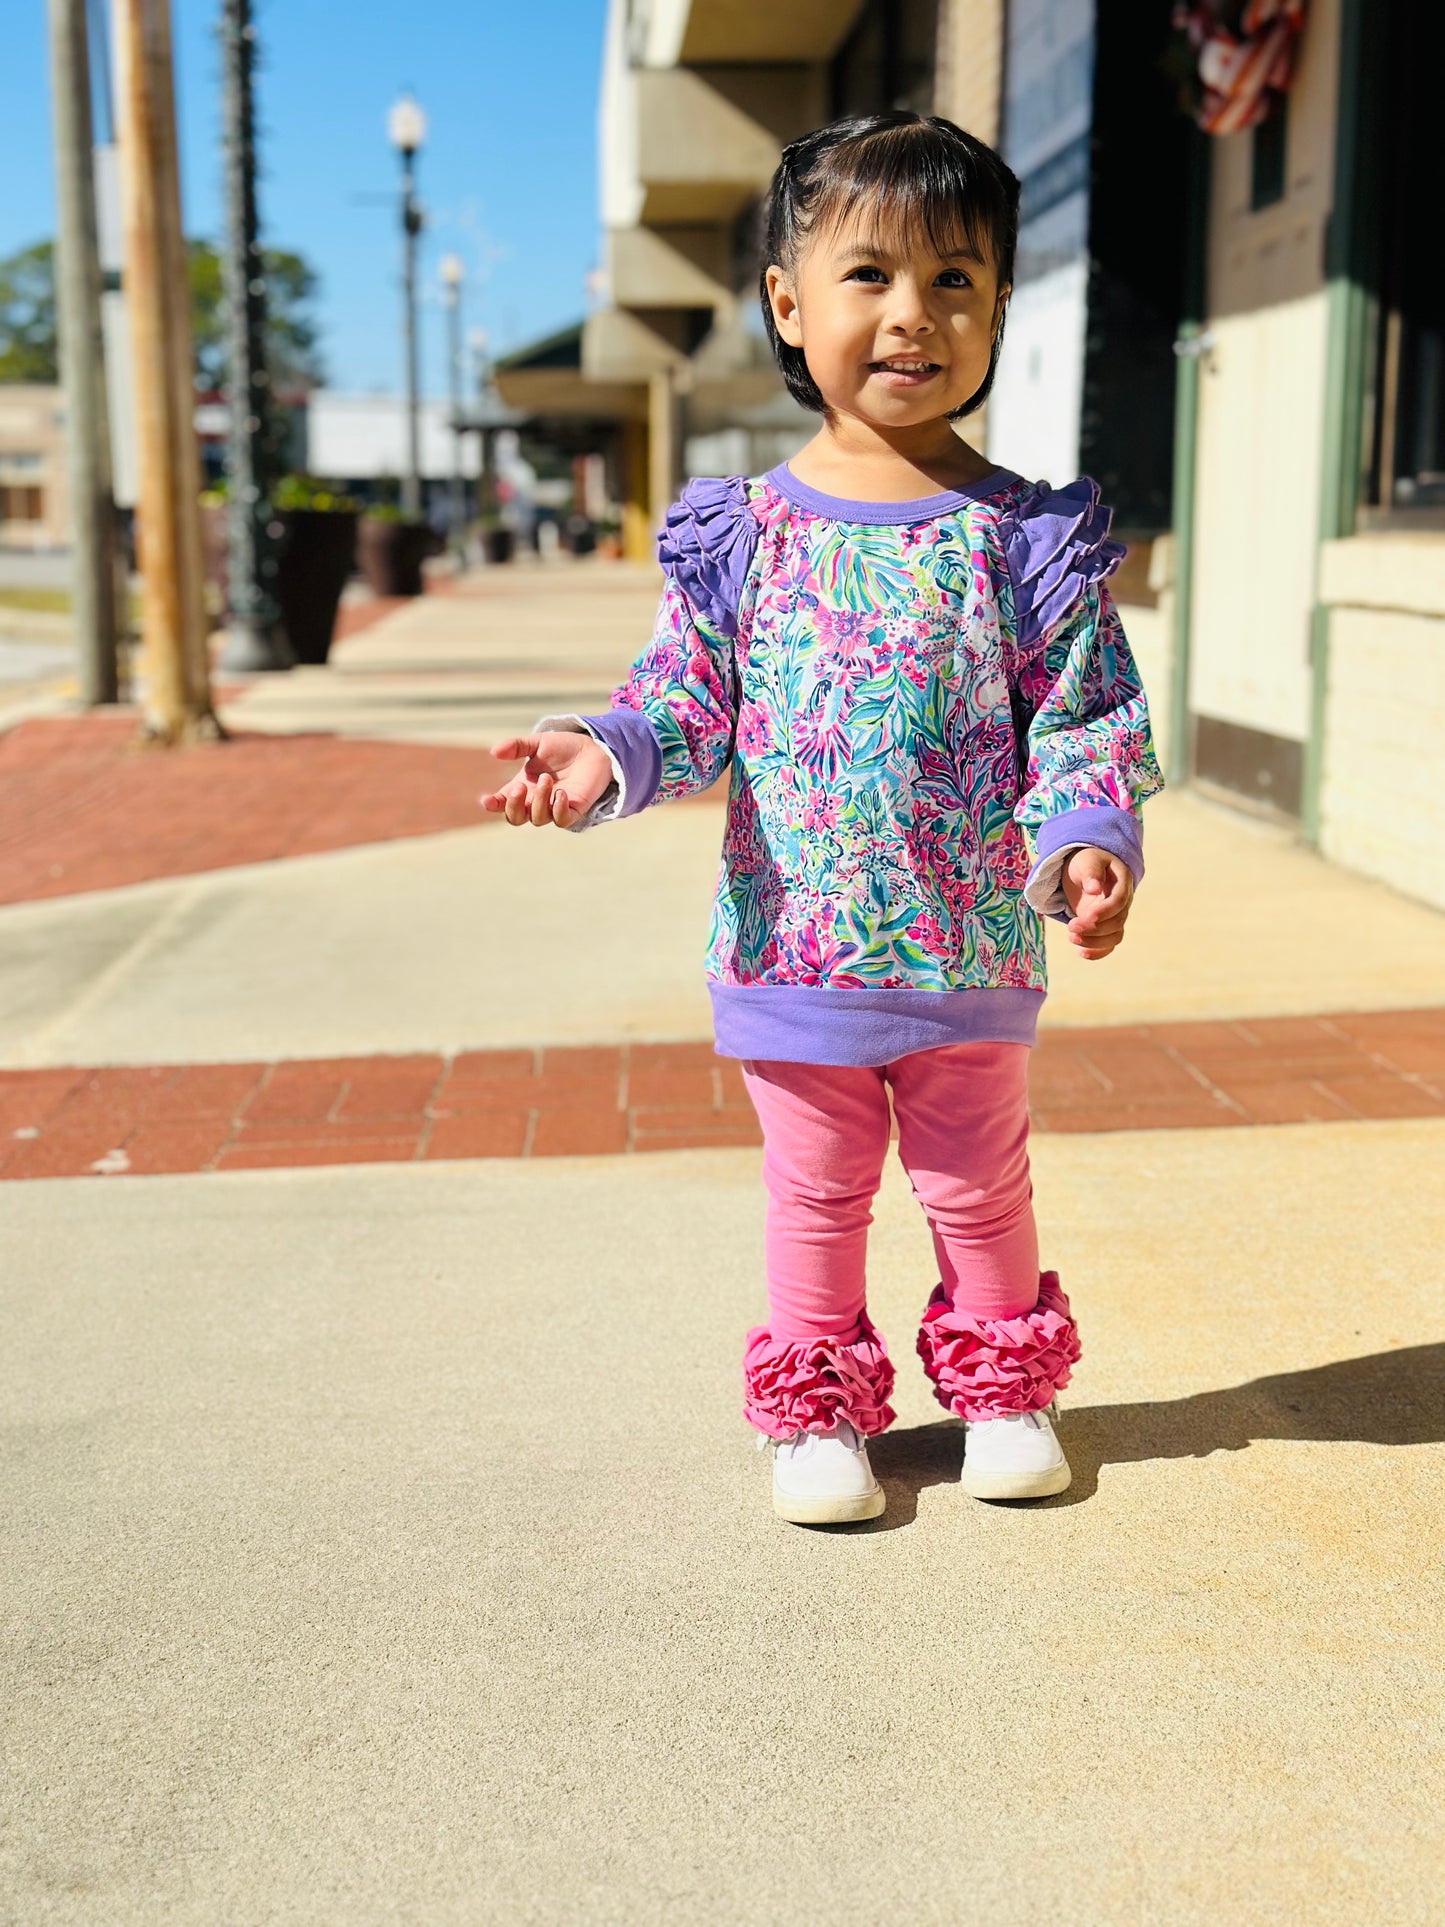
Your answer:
[3,562,1444,1923]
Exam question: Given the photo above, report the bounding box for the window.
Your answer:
[1249,98,1287,211]
[0,485,44,523]
[831,0,938,117]
[0,450,44,472]
[1365,1,1445,513]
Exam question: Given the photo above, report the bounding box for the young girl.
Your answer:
[481,112,1162,1525]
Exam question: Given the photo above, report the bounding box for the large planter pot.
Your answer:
[274,509,359,665]
[357,517,431,597]
[201,502,358,666]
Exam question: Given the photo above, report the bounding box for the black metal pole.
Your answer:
[219,0,288,671]
[445,276,464,558]
[401,148,422,517]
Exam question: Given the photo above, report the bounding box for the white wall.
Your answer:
[988,258,1089,486]
[1319,606,1445,910]
[989,0,1096,483]
[599,0,643,233]
[1187,0,1339,745]
[1317,534,1445,910]
[306,394,481,482]
[1188,294,1328,739]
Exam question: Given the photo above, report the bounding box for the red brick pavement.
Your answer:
[0,714,509,906]
[2,1009,1441,1180]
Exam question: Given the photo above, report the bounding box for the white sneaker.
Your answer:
[961,1404,1071,1501]
[770,1419,886,1524]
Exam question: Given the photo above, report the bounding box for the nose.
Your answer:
[883,277,934,337]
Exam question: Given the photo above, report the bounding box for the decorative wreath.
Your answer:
[1169,0,1309,135]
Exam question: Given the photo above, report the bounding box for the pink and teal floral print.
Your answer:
[608,472,1162,997]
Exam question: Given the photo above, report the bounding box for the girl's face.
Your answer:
[767,210,1006,430]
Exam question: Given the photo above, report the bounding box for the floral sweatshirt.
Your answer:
[541,463,1163,1067]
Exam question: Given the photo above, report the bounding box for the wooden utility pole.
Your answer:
[112,0,219,742]
[47,0,120,706]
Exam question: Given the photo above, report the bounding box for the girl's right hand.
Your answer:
[481,731,616,829]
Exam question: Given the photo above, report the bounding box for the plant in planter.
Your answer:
[476,508,515,566]
[201,475,360,666]
[271,476,361,664]
[358,501,434,596]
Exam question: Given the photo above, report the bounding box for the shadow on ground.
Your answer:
[856,1342,1445,1527]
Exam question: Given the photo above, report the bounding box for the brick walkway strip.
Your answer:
[0,716,510,906]
[2,1008,1442,1180]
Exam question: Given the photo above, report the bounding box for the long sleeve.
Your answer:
[537,572,737,828]
[607,572,738,805]
[538,475,757,831]
[999,478,1163,917]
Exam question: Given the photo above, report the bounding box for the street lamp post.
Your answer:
[469,325,494,533]
[220,0,289,671]
[386,92,426,519]
[440,252,464,562]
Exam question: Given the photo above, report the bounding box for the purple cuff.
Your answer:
[579,709,663,819]
[1025,805,1144,920]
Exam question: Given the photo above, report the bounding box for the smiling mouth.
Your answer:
[869,358,943,381]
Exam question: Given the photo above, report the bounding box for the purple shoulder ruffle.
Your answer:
[656,474,759,641]
[1002,476,1126,652]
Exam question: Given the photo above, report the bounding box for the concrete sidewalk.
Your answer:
[3,782,1444,1069]
[220,558,664,749]
[4,563,1444,1068]
[5,1125,1442,1923]
[5,564,1445,1922]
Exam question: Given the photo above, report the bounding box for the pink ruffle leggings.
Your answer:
[739,1044,1080,1438]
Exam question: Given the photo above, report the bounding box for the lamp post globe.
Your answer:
[386,93,427,156]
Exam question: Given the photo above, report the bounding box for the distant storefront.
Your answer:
[0,387,69,551]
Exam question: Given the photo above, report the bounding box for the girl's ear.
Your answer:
[992,284,1012,343]
[766,264,804,348]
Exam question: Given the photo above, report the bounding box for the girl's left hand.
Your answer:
[1061,848,1134,960]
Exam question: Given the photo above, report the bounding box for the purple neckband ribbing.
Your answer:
[764,463,1022,526]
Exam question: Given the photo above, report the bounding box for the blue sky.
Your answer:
[1,0,605,394]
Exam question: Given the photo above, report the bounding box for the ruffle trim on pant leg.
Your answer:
[916,1271,1081,1422]
[742,1316,897,1439]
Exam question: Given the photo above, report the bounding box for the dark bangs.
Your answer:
[759,112,1020,418]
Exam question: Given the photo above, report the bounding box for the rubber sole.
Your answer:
[959,1459,1072,1502]
[773,1483,887,1525]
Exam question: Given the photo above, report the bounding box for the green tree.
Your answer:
[186,238,325,393]
[0,236,325,390]
[0,241,59,382]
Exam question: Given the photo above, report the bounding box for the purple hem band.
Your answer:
[580,708,663,818]
[765,463,1023,527]
[708,983,1045,1067]
[1034,804,1144,882]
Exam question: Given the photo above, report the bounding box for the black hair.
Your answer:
[758,111,1020,419]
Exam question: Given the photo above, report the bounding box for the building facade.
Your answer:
[0,386,70,551]
[495,0,1443,913]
